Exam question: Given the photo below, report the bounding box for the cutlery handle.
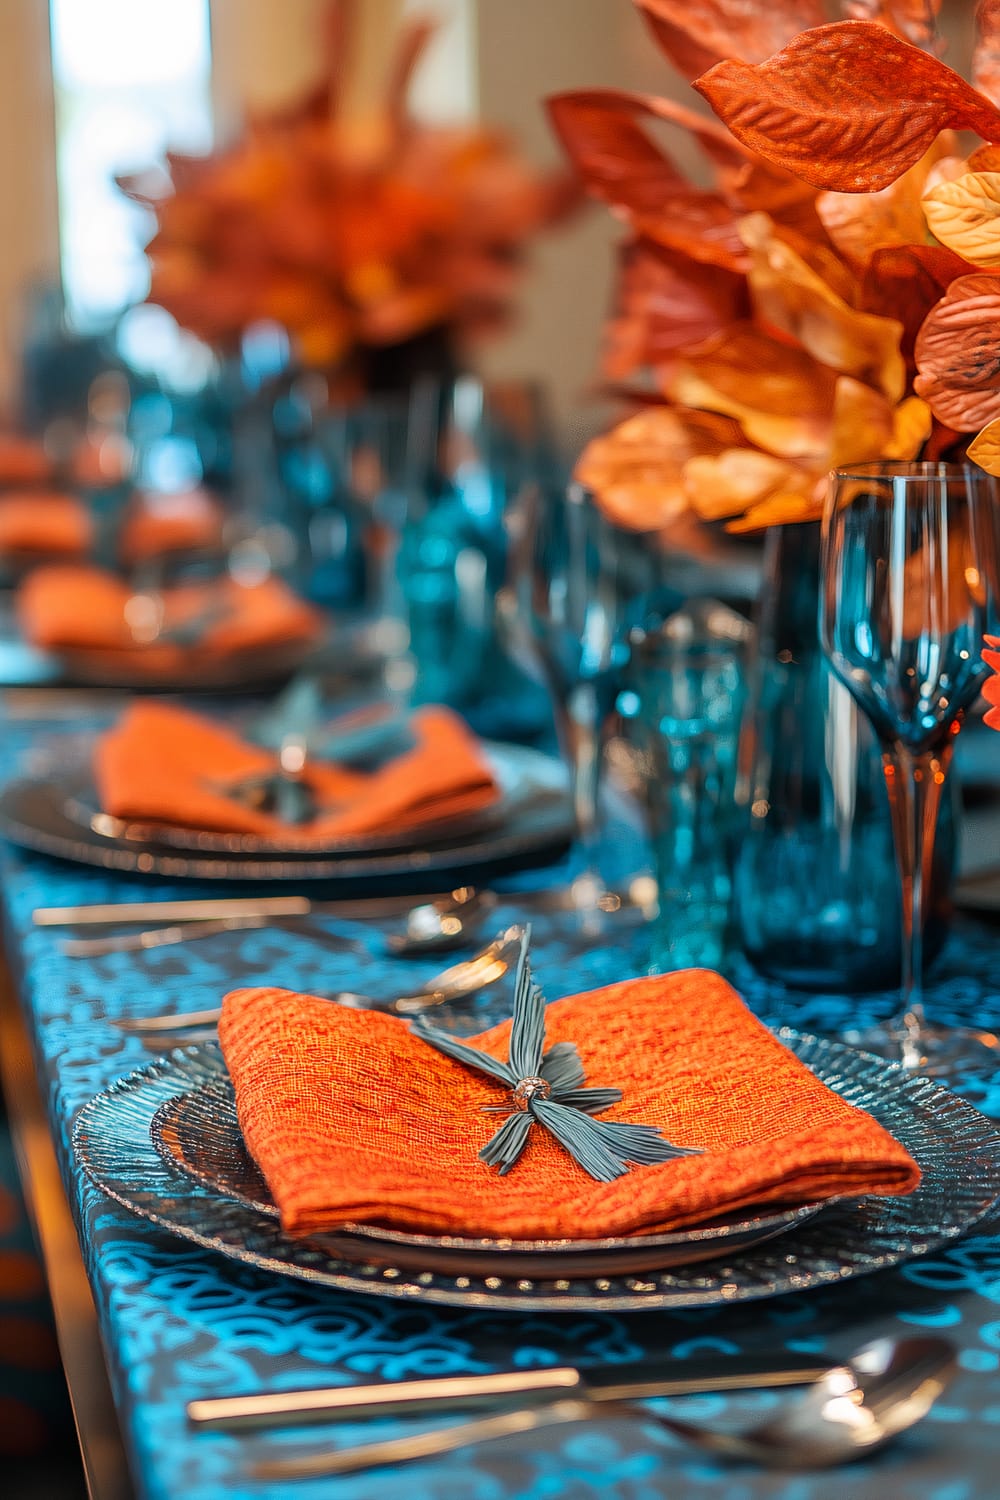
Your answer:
[190,1368,583,1430]
[250,1399,595,1481]
[34,896,315,926]
[62,915,270,957]
[191,1356,828,1431]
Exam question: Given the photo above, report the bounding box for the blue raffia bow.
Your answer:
[410,928,700,1182]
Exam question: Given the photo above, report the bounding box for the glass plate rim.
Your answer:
[72,1029,1000,1311]
[145,1052,824,1256]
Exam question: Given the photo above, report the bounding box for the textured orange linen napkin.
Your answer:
[218,973,921,1239]
[93,700,499,840]
[16,565,323,674]
[0,491,92,557]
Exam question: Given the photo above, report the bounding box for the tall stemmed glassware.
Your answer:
[819,462,1000,1071]
[501,482,631,925]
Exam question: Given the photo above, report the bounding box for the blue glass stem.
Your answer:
[558,680,605,912]
[881,738,953,1060]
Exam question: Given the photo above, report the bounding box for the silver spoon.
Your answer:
[385,886,497,955]
[250,1335,956,1480]
[112,925,524,1034]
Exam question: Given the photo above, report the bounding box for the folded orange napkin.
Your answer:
[94,700,499,840]
[218,972,921,1240]
[16,565,323,675]
[119,488,225,566]
[0,434,52,486]
[0,491,92,557]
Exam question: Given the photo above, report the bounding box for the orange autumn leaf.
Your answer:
[817,139,953,269]
[841,2,943,52]
[982,631,1000,728]
[914,272,1000,427]
[967,416,1000,473]
[574,405,745,530]
[968,142,1000,171]
[739,213,905,400]
[717,154,827,241]
[603,238,748,378]
[694,21,1000,193]
[658,324,838,458]
[546,89,693,216]
[546,89,748,271]
[828,378,930,468]
[922,171,1000,266]
[634,0,825,78]
[725,489,821,532]
[974,0,1000,110]
[860,245,972,371]
[683,447,805,520]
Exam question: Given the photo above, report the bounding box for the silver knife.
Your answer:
[186,1352,828,1431]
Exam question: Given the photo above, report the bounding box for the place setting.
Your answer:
[12,4,1000,1496]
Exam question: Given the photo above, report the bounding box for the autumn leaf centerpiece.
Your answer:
[549,0,1000,535]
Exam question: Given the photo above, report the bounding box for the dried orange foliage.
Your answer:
[554,0,1000,526]
[634,0,826,78]
[695,23,1000,193]
[120,4,574,377]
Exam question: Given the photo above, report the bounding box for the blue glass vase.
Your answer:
[733,522,956,992]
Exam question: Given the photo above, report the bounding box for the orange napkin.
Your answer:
[94,700,499,840]
[0,491,91,557]
[0,434,52,486]
[119,488,225,566]
[0,487,225,565]
[218,972,921,1240]
[16,565,323,675]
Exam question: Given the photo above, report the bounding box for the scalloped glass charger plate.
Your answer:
[0,744,572,883]
[73,1032,1000,1311]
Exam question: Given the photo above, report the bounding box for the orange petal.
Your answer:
[635,0,825,77]
[695,21,1000,192]
[923,171,1000,266]
[914,273,1000,427]
[739,212,905,400]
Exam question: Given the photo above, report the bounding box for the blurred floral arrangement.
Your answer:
[551,0,1000,534]
[118,1,576,397]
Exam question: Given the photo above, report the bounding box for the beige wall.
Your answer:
[0,0,59,416]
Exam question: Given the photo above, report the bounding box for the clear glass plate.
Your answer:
[73,1031,1000,1311]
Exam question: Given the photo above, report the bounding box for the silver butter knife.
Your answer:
[186,1352,828,1430]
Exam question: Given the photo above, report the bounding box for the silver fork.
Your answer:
[112,926,523,1034]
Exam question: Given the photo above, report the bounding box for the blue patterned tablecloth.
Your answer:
[3,699,1000,1500]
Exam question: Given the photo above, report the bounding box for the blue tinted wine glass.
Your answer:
[819,461,1000,1071]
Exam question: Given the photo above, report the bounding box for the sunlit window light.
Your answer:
[49,0,213,352]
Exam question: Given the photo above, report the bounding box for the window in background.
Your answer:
[49,0,213,337]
